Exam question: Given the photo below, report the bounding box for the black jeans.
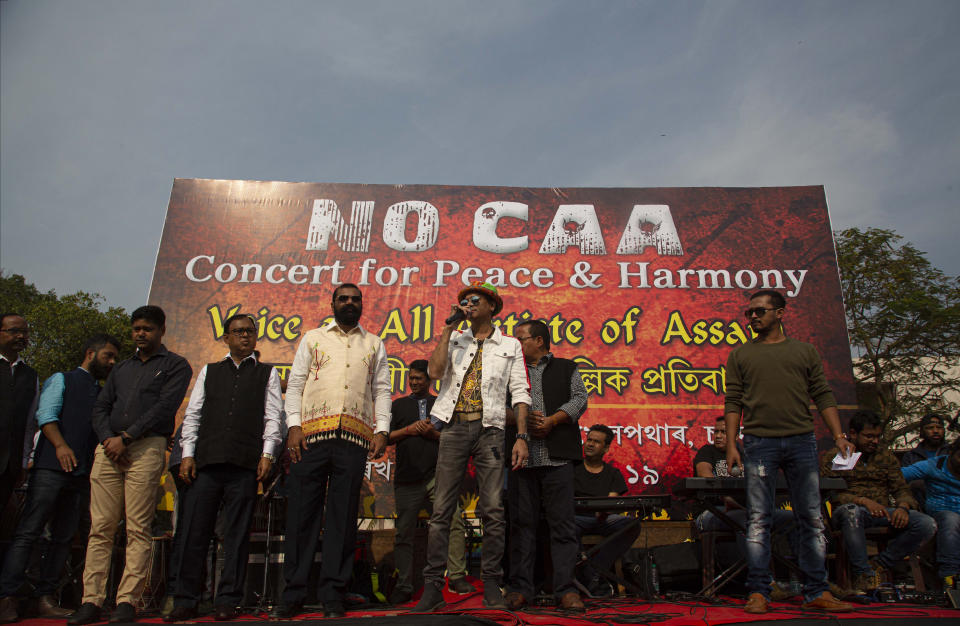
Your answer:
[173,464,257,608]
[0,468,86,598]
[508,463,578,599]
[281,440,366,605]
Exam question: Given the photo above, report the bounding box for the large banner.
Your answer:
[150,179,855,517]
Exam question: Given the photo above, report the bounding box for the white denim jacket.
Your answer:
[430,325,531,429]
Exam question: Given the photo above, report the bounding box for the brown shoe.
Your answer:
[559,591,585,613]
[801,590,853,612]
[744,592,768,614]
[36,595,71,618]
[0,597,18,623]
[505,591,526,610]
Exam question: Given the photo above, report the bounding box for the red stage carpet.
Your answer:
[15,597,959,626]
[14,579,959,625]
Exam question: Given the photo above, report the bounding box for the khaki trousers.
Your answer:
[81,436,165,606]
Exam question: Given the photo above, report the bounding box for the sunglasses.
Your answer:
[744,307,779,318]
[336,295,362,303]
[460,295,482,306]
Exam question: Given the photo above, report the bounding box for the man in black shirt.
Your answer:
[573,424,639,596]
[70,306,192,625]
[388,360,473,605]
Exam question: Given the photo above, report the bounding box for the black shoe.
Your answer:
[268,603,301,620]
[411,584,446,612]
[323,601,345,619]
[162,606,197,623]
[482,584,507,609]
[0,597,18,623]
[389,589,412,605]
[214,606,236,621]
[68,603,101,625]
[109,602,136,623]
[448,577,477,594]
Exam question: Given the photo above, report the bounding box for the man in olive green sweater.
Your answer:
[725,289,853,615]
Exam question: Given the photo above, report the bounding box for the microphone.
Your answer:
[444,307,466,325]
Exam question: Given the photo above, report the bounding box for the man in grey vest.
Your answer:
[164,314,282,622]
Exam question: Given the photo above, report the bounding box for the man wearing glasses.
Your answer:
[164,314,282,622]
[414,281,530,612]
[821,410,935,593]
[504,320,587,612]
[724,290,853,614]
[0,313,37,517]
[271,284,391,620]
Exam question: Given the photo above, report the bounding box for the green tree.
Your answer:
[835,228,960,442]
[0,272,132,381]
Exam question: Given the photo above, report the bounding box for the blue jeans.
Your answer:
[0,468,87,598]
[932,510,959,578]
[832,503,936,575]
[743,432,827,602]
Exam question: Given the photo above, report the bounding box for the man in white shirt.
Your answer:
[414,281,531,612]
[271,284,391,620]
[165,313,282,622]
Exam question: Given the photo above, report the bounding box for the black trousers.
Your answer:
[508,463,579,599]
[173,464,257,608]
[281,440,366,606]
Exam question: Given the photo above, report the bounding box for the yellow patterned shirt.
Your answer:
[284,320,391,448]
[453,340,484,412]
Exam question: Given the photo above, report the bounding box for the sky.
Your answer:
[2,0,958,311]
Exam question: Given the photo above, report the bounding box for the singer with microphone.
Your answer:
[413,281,531,612]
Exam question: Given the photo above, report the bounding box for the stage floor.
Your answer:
[15,595,960,626]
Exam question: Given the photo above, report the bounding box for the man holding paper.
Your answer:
[822,410,936,593]
[724,290,853,614]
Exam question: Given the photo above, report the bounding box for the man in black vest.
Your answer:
[164,314,282,622]
[0,313,38,518]
[505,320,587,612]
[0,333,120,622]
[70,305,192,625]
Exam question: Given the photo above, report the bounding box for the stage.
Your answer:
[15,589,960,626]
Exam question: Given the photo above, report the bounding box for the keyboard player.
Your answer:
[573,424,640,597]
[693,416,793,537]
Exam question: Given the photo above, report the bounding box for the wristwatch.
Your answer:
[120,434,133,446]
[516,433,530,442]
[261,453,275,462]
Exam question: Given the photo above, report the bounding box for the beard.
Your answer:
[334,305,361,326]
[90,360,110,380]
